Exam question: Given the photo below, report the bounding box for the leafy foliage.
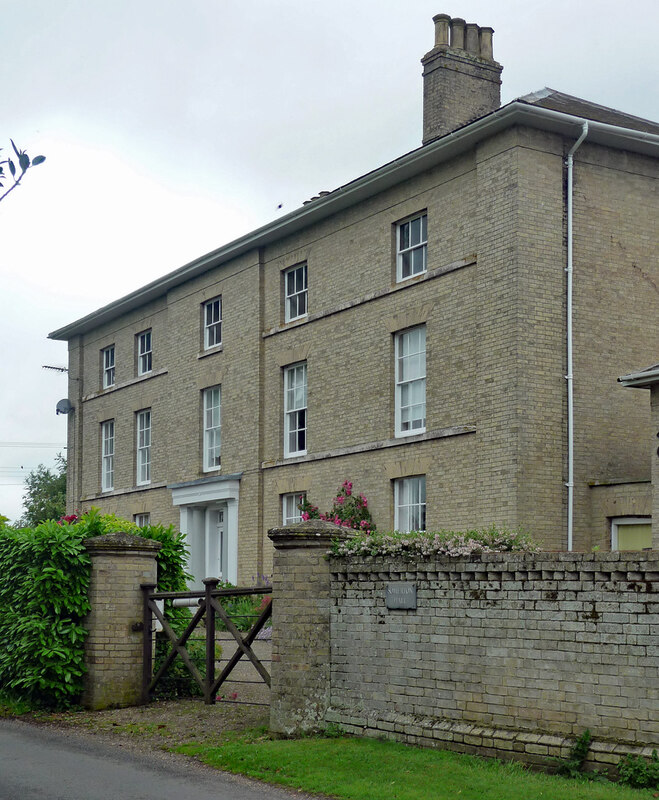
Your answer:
[0,139,46,204]
[618,750,659,789]
[216,581,272,632]
[19,454,67,527]
[0,520,91,707]
[557,729,592,779]
[153,623,206,700]
[0,509,190,708]
[329,525,537,558]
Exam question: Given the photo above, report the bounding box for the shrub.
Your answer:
[0,508,190,708]
[618,750,659,789]
[0,520,91,708]
[329,525,537,558]
[299,480,375,532]
[216,579,272,632]
[557,729,592,779]
[152,624,206,700]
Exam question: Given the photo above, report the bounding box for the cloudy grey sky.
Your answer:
[1,0,658,522]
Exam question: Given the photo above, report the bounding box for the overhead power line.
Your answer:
[0,442,66,448]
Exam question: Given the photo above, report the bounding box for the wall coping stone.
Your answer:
[84,532,162,557]
[329,551,659,574]
[269,519,354,549]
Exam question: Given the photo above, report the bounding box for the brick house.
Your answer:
[50,15,659,585]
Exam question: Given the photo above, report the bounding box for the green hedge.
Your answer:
[0,508,189,708]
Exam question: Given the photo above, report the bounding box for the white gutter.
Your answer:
[565,121,589,552]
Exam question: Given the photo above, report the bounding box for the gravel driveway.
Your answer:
[23,638,272,754]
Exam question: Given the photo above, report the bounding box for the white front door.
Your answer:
[206,504,228,581]
[171,477,240,590]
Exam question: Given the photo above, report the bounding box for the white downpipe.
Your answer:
[565,122,588,551]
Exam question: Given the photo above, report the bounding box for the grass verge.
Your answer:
[175,729,658,800]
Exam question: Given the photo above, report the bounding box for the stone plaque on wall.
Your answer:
[386,582,417,609]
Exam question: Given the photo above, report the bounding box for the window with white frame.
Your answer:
[394,475,426,532]
[203,386,221,471]
[134,513,150,527]
[136,409,151,485]
[395,325,426,436]
[101,420,114,492]
[284,362,307,457]
[611,517,652,551]
[396,212,427,281]
[284,263,308,322]
[137,330,152,376]
[282,492,306,525]
[203,297,222,350]
[101,345,115,389]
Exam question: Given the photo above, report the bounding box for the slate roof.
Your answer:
[518,88,659,135]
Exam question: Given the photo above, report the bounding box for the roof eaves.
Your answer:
[49,102,659,340]
[618,364,659,388]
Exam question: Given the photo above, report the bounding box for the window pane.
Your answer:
[413,247,425,274]
[410,216,421,245]
[401,251,412,279]
[399,221,409,250]
[203,387,221,470]
[617,524,652,550]
[138,331,152,374]
[395,476,426,532]
[397,214,427,282]
[284,363,307,456]
[137,411,151,484]
[101,421,114,491]
[284,264,308,322]
[396,326,426,436]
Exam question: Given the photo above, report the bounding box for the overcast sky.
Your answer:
[1,0,658,522]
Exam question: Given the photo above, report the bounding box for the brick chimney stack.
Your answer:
[421,14,503,144]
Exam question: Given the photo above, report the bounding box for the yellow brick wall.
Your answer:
[65,124,658,580]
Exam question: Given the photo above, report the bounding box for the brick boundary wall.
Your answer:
[268,520,353,734]
[329,551,659,770]
[83,532,161,710]
[652,384,659,548]
[269,526,658,771]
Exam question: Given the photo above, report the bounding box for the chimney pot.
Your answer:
[480,27,494,60]
[450,18,465,49]
[432,13,451,47]
[421,13,503,144]
[465,23,480,55]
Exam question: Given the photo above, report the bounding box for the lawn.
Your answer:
[176,729,658,800]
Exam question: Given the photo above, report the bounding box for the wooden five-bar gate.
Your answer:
[141,578,272,705]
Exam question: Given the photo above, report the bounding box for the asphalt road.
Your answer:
[0,719,318,800]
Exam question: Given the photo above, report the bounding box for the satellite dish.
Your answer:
[56,399,74,415]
